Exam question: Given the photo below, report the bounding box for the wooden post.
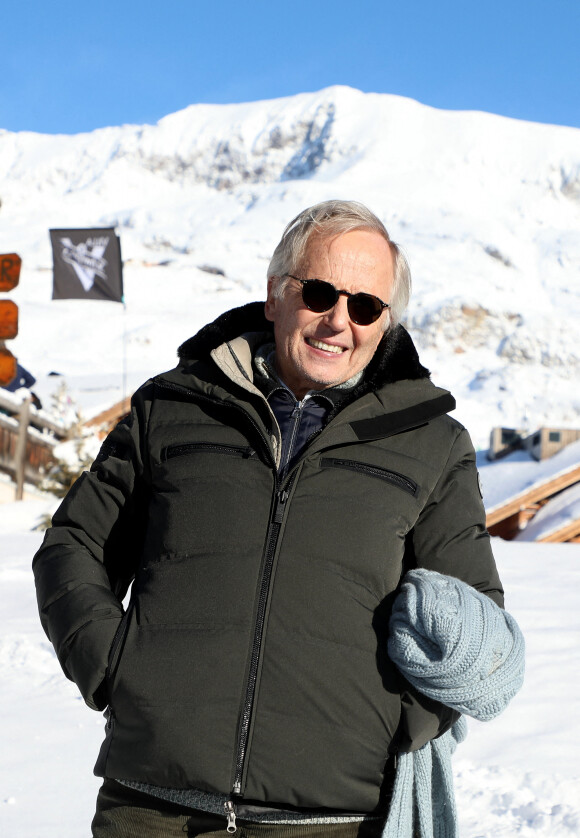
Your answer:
[14,395,31,501]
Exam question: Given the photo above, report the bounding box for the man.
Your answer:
[33,200,503,837]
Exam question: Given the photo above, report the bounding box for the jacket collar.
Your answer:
[178,301,431,395]
[173,302,455,443]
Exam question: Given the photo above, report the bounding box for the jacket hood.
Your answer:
[177,302,431,394]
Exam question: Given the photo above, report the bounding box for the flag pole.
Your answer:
[122,296,127,406]
[118,232,127,410]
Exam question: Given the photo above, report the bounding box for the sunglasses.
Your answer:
[287,275,390,326]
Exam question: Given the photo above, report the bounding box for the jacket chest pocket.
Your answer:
[146,441,272,560]
[162,442,257,462]
[320,457,419,497]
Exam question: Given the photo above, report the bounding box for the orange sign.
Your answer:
[0,300,18,339]
[0,344,17,386]
[0,254,22,291]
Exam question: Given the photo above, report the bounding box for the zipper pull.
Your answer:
[273,489,289,523]
[224,799,237,833]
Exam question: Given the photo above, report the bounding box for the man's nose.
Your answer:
[322,295,350,330]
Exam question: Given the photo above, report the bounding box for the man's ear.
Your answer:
[264,276,278,322]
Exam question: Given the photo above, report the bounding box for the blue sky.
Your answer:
[2,0,579,134]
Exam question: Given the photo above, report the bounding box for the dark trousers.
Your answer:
[92,780,386,838]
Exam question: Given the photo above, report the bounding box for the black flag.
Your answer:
[50,228,123,302]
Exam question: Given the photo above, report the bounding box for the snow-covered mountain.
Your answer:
[2,89,580,838]
[1,85,579,447]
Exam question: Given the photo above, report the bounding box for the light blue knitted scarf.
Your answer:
[382,569,525,838]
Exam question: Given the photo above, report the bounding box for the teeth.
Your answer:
[308,338,344,354]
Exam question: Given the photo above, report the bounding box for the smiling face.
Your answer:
[265,229,394,399]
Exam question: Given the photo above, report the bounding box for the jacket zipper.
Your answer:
[162,442,256,462]
[320,457,419,497]
[232,479,293,795]
[278,400,308,480]
[224,799,237,833]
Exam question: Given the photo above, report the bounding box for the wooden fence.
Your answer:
[0,391,68,499]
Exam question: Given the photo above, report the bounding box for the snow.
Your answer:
[1,505,579,837]
[1,86,580,835]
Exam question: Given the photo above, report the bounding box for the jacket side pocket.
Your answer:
[105,601,134,694]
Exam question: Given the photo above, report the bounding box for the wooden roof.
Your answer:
[486,464,580,527]
[84,396,131,437]
[535,518,580,543]
[485,459,580,542]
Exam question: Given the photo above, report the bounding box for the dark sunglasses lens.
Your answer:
[300,279,384,325]
[301,280,337,313]
[348,294,382,325]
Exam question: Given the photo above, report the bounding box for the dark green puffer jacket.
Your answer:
[33,302,503,814]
